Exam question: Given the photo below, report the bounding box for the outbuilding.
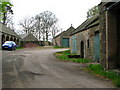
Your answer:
[53,25,75,47]
[0,23,21,47]
[98,1,120,69]
[70,15,99,61]
[70,1,120,69]
[19,33,39,47]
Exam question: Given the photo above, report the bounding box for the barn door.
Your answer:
[117,11,120,67]
[94,31,100,61]
[62,38,69,47]
[72,35,76,53]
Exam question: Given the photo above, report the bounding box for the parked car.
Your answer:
[2,41,17,50]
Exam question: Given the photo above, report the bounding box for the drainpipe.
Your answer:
[106,10,109,70]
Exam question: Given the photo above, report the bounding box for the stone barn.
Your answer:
[20,33,39,47]
[99,1,120,69]
[0,23,21,48]
[70,15,99,61]
[53,25,75,47]
[70,1,120,69]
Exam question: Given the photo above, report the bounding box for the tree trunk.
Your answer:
[3,13,6,25]
[46,31,48,42]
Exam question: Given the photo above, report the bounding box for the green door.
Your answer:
[62,38,69,47]
[94,32,100,61]
[72,35,76,53]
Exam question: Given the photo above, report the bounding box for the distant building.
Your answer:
[20,33,38,42]
[0,23,21,47]
[19,33,39,47]
[53,25,75,47]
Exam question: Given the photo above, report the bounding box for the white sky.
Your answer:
[11,0,101,31]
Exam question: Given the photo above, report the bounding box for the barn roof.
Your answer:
[0,23,21,38]
[19,33,38,41]
[19,33,29,39]
[70,15,99,36]
[54,26,75,38]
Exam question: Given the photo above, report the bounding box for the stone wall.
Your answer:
[53,36,61,47]
[70,25,99,61]
[1,33,20,46]
[98,2,107,69]
[99,2,120,69]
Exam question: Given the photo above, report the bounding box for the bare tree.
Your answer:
[18,17,35,33]
[51,24,59,38]
[6,15,15,30]
[35,11,58,42]
[34,15,43,41]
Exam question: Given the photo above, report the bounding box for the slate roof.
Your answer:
[54,26,75,38]
[70,15,99,35]
[0,23,21,38]
[99,1,120,11]
[19,33,29,39]
[63,26,76,36]
[19,33,38,41]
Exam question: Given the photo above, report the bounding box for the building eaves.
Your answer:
[70,15,99,36]
[0,23,21,38]
[54,26,75,38]
[53,31,66,38]
[20,33,38,41]
[19,33,29,39]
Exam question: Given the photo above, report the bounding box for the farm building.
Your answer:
[70,1,120,69]
[70,15,99,61]
[0,23,21,47]
[98,1,120,69]
[53,25,75,47]
[19,33,39,47]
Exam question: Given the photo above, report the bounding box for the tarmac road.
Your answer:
[2,48,115,88]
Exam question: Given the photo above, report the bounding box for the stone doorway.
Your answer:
[116,9,120,67]
[80,41,84,58]
[2,34,5,44]
[107,5,120,69]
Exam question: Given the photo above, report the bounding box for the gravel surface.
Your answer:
[2,48,115,88]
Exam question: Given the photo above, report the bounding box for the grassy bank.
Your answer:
[55,50,93,63]
[87,64,120,87]
[55,50,120,87]
[54,46,65,49]
[16,47,24,49]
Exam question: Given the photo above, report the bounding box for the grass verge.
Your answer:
[54,50,93,63]
[54,46,66,49]
[55,50,120,87]
[87,64,120,87]
[16,47,24,49]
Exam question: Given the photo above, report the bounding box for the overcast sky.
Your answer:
[11,0,101,31]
